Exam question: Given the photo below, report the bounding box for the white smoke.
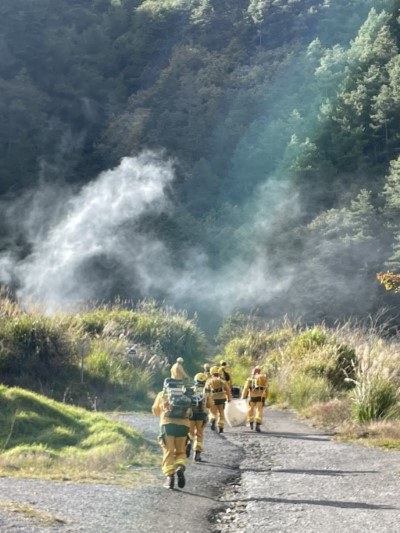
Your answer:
[0,151,294,315]
[0,152,174,310]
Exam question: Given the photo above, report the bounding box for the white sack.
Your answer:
[224,399,248,427]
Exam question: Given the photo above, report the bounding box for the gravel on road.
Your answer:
[215,409,400,533]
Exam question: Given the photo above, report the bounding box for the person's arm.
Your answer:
[262,376,268,404]
[152,392,162,416]
[224,381,232,401]
[241,380,249,399]
[206,394,212,409]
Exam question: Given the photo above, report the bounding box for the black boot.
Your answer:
[163,475,174,489]
[176,465,186,488]
[186,439,192,458]
[255,423,261,432]
[210,419,216,431]
[218,427,224,434]
[194,451,202,462]
[250,422,254,430]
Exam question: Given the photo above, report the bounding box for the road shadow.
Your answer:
[241,496,396,510]
[227,429,331,442]
[240,467,272,473]
[200,461,240,472]
[257,431,331,442]
[274,468,379,477]
[173,488,236,503]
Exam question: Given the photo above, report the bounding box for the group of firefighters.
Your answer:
[151,357,269,490]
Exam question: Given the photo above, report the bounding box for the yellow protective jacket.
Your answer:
[205,376,232,402]
[170,362,188,380]
[152,391,191,428]
[242,375,268,402]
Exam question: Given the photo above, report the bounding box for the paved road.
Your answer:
[216,409,400,532]
[0,409,399,532]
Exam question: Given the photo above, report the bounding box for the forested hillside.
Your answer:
[1,0,400,330]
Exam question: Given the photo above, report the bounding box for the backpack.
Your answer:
[222,369,231,382]
[209,376,224,393]
[251,374,267,390]
[162,378,192,418]
[191,386,205,409]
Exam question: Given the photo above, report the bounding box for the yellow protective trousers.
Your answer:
[159,434,187,476]
[210,401,225,428]
[247,401,264,424]
[189,419,206,452]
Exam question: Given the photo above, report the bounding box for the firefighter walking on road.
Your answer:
[242,366,268,432]
[171,356,189,380]
[152,378,191,489]
[186,372,212,462]
[205,366,231,434]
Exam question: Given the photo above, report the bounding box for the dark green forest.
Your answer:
[2,0,400,332]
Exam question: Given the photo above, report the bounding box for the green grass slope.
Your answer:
[0,385,158,484]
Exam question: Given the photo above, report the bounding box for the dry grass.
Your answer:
[304,398,352,429]
[334,315,400,386]
[335,419,400,450]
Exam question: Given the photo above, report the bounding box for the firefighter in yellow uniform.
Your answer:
[152,378,191,489]
[186,372,213,462]
[242,366,268,432]
[170,356,189,380]
[205,366,231,434]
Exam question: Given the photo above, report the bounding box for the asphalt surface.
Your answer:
[0,408,399,532]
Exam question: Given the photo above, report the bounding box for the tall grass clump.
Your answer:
[336,319,400,423]
[285,374,333,411]
[0,295,78,395]
[350,378,399,422]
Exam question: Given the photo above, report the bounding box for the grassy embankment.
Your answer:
[216,313,400,450]
[0,385,159,485]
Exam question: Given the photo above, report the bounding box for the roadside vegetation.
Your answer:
[2,283,400,484]
[216,312,400,450]
[0,290,208,410]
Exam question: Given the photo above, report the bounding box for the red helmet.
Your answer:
[252,366,261,375]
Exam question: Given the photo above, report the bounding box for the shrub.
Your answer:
[0,313,76,392]
[350,378,399,422]
[85,339,153,401]
[327,344,356,389]
[71,300,207,374]
[285,374,333,411]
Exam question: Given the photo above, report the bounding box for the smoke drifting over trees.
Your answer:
[1,0,400,328]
